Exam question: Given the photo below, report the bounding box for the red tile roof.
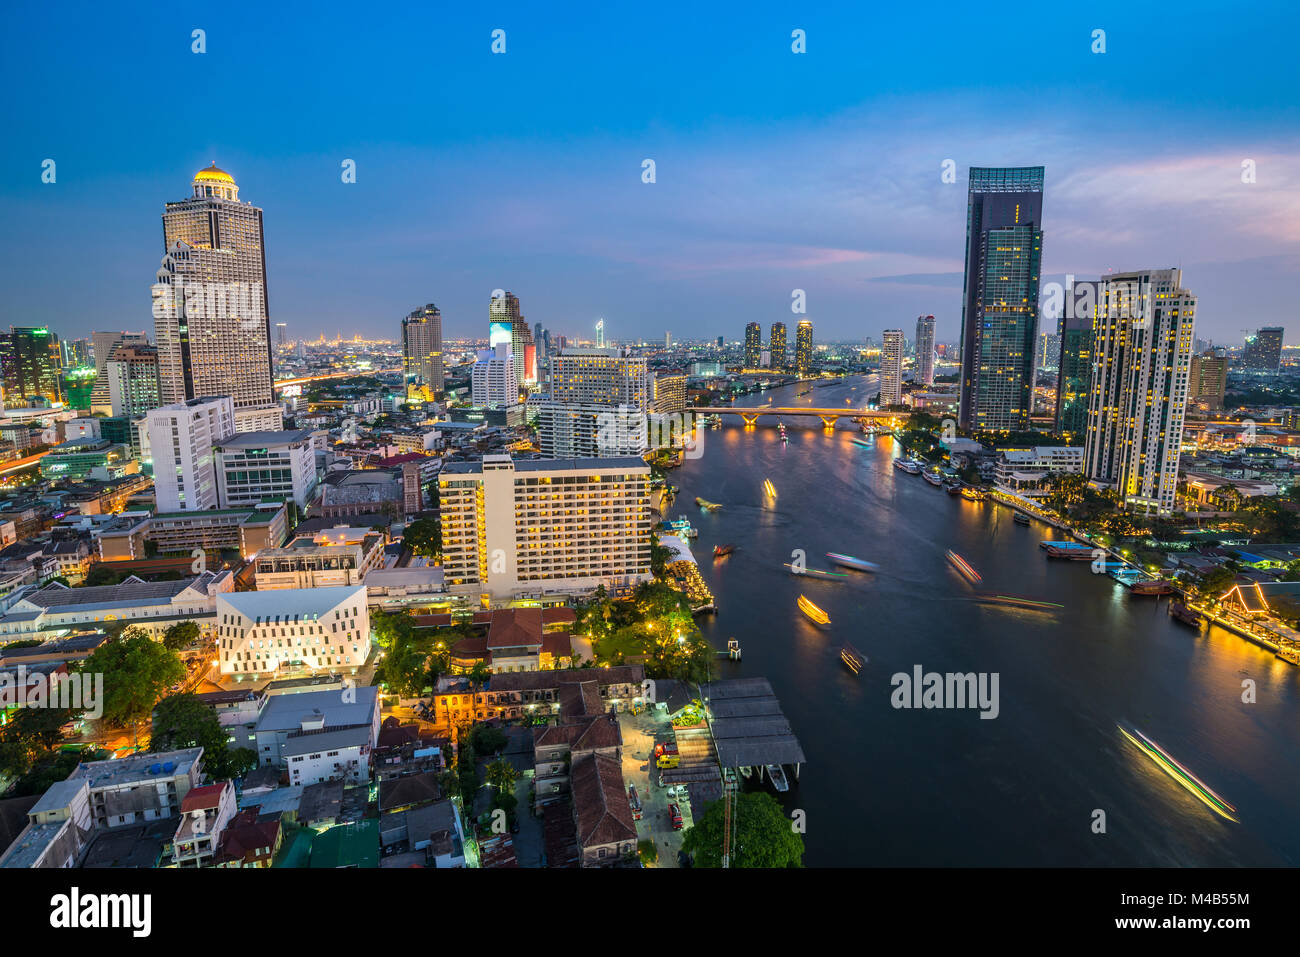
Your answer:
[180,782,229,813]
[570,752,636,851]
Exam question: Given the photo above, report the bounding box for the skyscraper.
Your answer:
[1242,327,1283,373]
[153,165,276,418]
[1083,269,1195,514]
[146,395,236,512]
[795,320,814,376]
[881,329,904,406]
[105,344,162,417]
[276,323,288,346]
[958,166,1045,432]
[490,292,533,386]
[89,331,149,413]
[914,315,935,386]
[1054,281,1100,439]
[595,318,606,349]
[472,343,520,409]
[1189,349,1229,410]
[665,331,672,350]
[744,322,762,369]
[0,327,63,409]
[402,303,445,401]
[531,349,650,458]
[769,322,787,372]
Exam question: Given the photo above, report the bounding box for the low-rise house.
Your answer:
[172,781,237,867]
[570,751,637,867]
[253,686,380,769]
[430,663,644,727]
[214,808,282,868]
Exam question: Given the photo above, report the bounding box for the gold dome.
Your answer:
[193,163,235,185]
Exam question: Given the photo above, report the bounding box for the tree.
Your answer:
[77,628,184,734]
[162,620,201,652]
[466,661,492,693]
[485,757,518,794]
[470,723,507,756]
[0,706,73,779]
[403,517,441,559]
[150,693,257,780]
[681,790,804,868]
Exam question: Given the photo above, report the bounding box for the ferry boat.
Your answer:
[960,486,984,501]
[840,644,865,675]
[945,482,963,496]
[1013,512,1031,526]
[1168,602,1203,627]
[796,389,811,397]
[1129,579,1174,596]
[695,497,723,511]
[784,563,849,581]
[922,469,945,487]
[797,594,831,625]
[664,517,698,538]
[826,553,879,573]
[946,549,982,583]
[1118,725,1237,822]
[763,478,777,498]
[765,764,790,792]
[972,592,1063,611]
[893,458,922,474]
[713,544,736,558]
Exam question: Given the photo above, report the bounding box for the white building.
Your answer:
[216,584,370,677]
[252,685,380,768]
[471,343,520,408]
[915,314,936,386]
[438,455,652,602]
[172,780,237,867]
[213,429,318,509]
[284,722,374,787]
[881,329,904,406]
[1083,268,1196,513]
[994,446,1085,495]
[528,400,650,458]
[146,396,236,512]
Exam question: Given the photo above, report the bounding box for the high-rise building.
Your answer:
[653,374,687,415]
[105,344,162,417]
[1083,269,1196,514]
[1054,281,1100,439]
[152,165,276,416]
[402,303,444,401]
[716,336,724,348]
[472,343,520,409]
[438,454,652,601]
[548,349,649,407]
[795,320,814,376]
[958,166,1045,432]
[89,331,150,414]
[0,327,64,409]
[880,330,904,406]
[61,338,91,369]
[594,318,606,349]
[489,292,534,386]
[530,349,651,458]
[914,315,935,386]
[744,323,762,369]
[276,323,288,346]
[1189,349,1229,410]
[769,322,787,373]
[665,331,672,350]
[1037,325,1062,374]
[1242,327,1283,373]
[145,396,237,512]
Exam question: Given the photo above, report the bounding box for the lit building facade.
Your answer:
[768,322,787,372]
[914,315,936,386]
[880,329,904,406]
[402,303,444,401]
[213,429,318,509]
[0,327,63,410]
[743,323,762,369]
[794,320,814,376]
[1054,280,1100,440]
[89,331,149,414]
[216,584,370,677]
[1189,349,1228,410]
[146,396,236,512]
[105,344,161,417]
[1242,327,1283,373]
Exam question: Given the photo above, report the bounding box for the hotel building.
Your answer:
[438,455,652,603]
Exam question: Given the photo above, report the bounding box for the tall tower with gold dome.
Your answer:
[151,164,279,423]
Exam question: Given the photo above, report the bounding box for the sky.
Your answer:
[2,0,1299,347]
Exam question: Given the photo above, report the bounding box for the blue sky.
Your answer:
[2,0,1298,345]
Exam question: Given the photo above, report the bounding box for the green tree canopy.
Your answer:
[162,620,202,652]
[485,757,518,794]
[470,723,507,756]
[77,628,184,730]
[150,693,257,780]
[681,790,804,868]
[403,517,441,558]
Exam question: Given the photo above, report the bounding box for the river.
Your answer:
[669,375,1300,866]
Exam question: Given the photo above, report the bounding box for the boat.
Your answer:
[797,594,831,625]
[713,544,736,558]
[840,643,865,675]
[1168,602,1203,627]
[1118,725,1237,822]
[695,497,723,511]
[765,763,790,792]
[1129,579,1175,596]
[922,470,944,487]
[1013,513,1031,526]
[1277,646,1300,666]
[796,389,811,397]
[960,486,984,501]
[945,482,963,496]
[946,549,982,583]
[1044,543,1095,560]
[784,563,849,581]
[893,458,922,475]
[763,478,776,498]
[972,593,1063,611]
[826,552,879,573]
[664,517,698,539]
[852,438,872,449]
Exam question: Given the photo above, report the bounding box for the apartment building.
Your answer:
[213,429,317,509]
[146,396,236,512]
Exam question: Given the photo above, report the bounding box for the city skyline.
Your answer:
[2,4,1298,345]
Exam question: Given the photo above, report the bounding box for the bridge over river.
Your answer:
[687,406,909,428]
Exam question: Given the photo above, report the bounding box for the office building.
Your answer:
[213,429,318,509]
[1083,269,1196,513]
[490,292,534,386]
[88,331,149,413]
[1054,281,1100,439]
[104,343,161,417]
[145,396,236,512]
[914,315,936,386]
[0,327,63,410]
[880,329,904,406]
[795,320,814,376]
[216,585,371,678]
[1189,349,1229,410]
[744,322,762,369]
[1242,327,1283,373]
[152,165,277,418]
[438,455,652,601]
[402,303,444,401]
[958,166,1045,432]
[769,322,787,372]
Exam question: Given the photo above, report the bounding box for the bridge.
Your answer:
[687,406,910,428]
